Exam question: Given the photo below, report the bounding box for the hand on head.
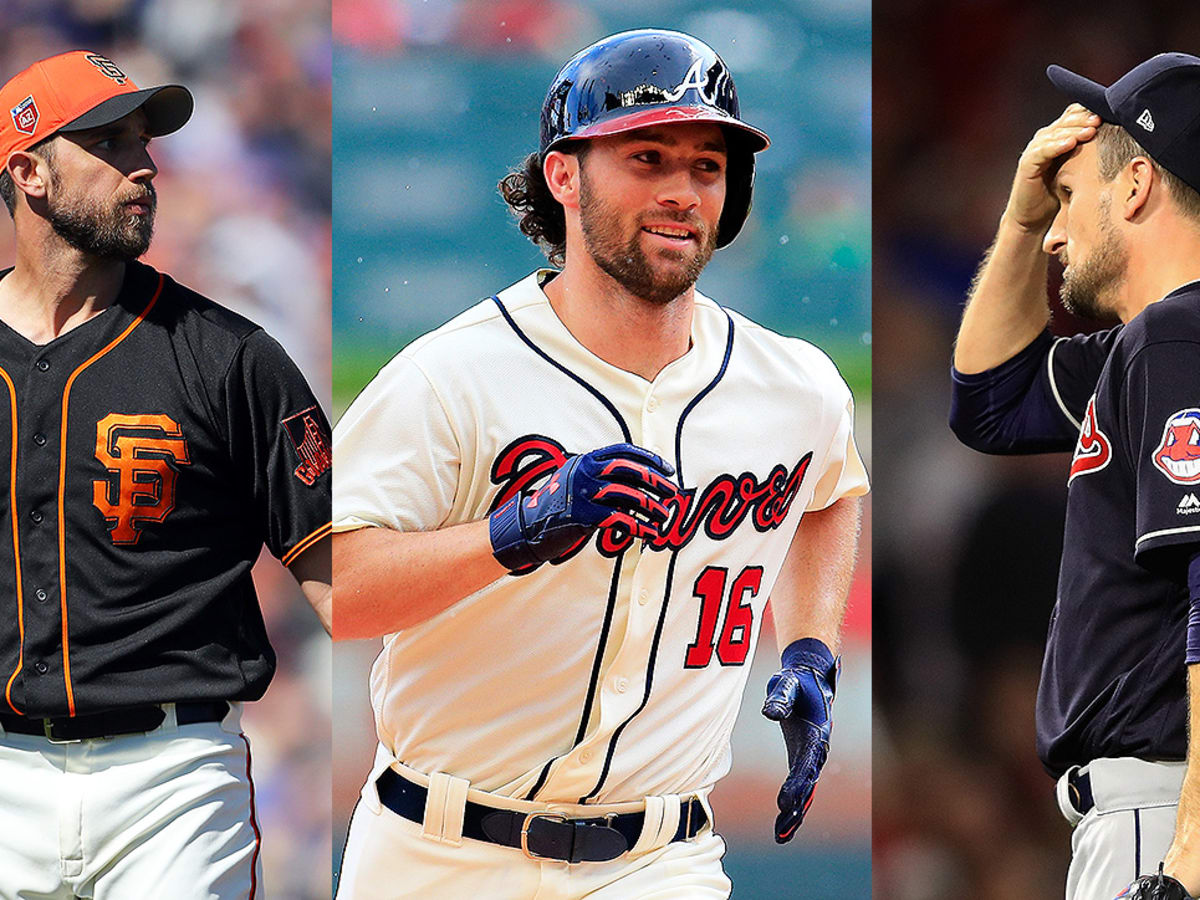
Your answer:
[1006,103,1102,233]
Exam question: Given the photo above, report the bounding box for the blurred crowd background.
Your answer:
[0,2,332,897]
[873,2,1200,897]
[331,0,870,897]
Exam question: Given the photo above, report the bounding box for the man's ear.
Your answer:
[543,150,581,210]
[1118,156,1155,220]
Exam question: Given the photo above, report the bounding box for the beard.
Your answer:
[1059,195,1127,320]
[578,167,717,306]
[46,178,155,261]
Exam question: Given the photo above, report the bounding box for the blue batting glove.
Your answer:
[489,443,677,572]
[761,637,838,844]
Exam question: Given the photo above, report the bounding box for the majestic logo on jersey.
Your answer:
[490,435,810,567]
[282,406,331,486]
[85,54,129,84]
[1067,396,1112,484]
[92,413,191,544]
[10,95,38,135]
[1177,493,1200,516]
[1153,408,1200,485]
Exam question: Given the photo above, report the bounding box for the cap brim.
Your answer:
[1046,65,1114,120]
[563,106,771,153]
[59,84,194,137]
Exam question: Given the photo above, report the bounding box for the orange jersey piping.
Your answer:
[281,521,331,568]
[0,366,23,714]
[57,274,163,716]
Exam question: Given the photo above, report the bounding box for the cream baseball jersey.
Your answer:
[334,270,868,805]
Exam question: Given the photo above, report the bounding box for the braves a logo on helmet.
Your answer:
[1152,407,1200,485]
[490,435,809,568]
[92,413,191,545]
[10,96,38,135]
[1067,396,1112,484]
[659,57,727,107]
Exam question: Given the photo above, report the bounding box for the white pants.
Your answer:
[336,755,731,900]
[1056,757,1185,900]
[0,703,263,900]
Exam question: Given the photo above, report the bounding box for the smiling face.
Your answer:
[575,123,727,305]
[43,109,158,260]
[1043,139,1129,320]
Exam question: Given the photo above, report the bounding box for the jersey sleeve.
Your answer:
[332,354,460,534]
[949,327,1119,454]
[806,389,869,512]
[224,329,332,565]
[1126,338,1200,561]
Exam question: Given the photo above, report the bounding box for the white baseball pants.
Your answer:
[0,703,262,899]
[1056,757,1185,900]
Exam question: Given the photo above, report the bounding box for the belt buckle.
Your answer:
[520,811,569,861]
[42,720,82,744]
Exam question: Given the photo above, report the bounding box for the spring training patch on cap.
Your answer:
[10,95,38,135]
[85,54,129,85]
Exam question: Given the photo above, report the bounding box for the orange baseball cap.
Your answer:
[0,50,193,161]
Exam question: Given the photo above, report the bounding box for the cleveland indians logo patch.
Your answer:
[282,406,331,486]
[10,96,38,136]
[490,435,809,570]
[92,413,191,545]
[1152,408,1200,485]
[1067,396,1111,484]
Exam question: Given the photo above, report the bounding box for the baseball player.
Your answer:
[949,54,1200,899]
[333,29,868,899]
[0,51,331,897]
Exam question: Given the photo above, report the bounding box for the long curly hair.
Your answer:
[498,146,586,268]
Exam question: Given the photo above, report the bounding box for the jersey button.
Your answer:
[615,677,629,693]
[638,589,649,606]
[29,510,43,524]
[580,749,593,763]
[34,589,47,602]
[647,397,659,412]
[35,360,49,372]
[34,661,48,675]
[32,433,46,446]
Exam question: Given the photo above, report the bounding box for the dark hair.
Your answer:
[0,135,57,217]
[1095,123,1200,224]
[498,145,587,268]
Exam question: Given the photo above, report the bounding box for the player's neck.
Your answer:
[1118,228,1200,322]
[544,259,694,383]
[0,231,126,344]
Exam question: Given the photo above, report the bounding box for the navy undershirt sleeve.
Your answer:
[1188,551,1200,665]
[949,331,1078,454]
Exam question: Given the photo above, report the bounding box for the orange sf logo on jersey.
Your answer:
[91,413,191,544]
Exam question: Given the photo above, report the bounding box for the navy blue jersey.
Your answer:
[950,281,1200,777]
[0,261,331,718]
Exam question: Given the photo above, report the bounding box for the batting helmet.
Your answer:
[540,29,770,249]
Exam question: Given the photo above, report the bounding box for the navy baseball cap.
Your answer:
[1047,53,1200,194]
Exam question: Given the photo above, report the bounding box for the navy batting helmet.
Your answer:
[540,29,771,249]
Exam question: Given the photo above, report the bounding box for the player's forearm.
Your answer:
[1164,665,1200,894]
[953,217,1052,375]
[331,521,507,640]
[769,496,861,654]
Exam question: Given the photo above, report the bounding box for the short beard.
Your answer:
[46,176,155,261]
[578,166,716,306]
[1059,194,1127,320]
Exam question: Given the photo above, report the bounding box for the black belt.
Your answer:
[1067,766,1095,815]
[376,767,708,864]
[0,701,229,741]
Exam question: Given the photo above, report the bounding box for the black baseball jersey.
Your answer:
[0,261,331,719]
[950,281,1200,777]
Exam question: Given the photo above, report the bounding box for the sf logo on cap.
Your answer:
[85,54,129,84]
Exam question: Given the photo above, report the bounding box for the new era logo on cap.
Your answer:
[1136,108,1155,131]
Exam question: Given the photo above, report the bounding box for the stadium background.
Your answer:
[0,2,333,897]
[331,0,870,896]
[872,2,1200,897]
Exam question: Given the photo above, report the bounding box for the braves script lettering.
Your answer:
[490,435,810,566]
